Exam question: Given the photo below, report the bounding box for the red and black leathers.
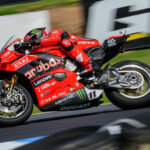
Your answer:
[30,29,101,73]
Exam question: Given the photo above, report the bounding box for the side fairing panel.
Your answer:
[40,87,88,111]
[0,50,84,108]
[13,53,84,108]
[16,53,64,80]
[33,68,84,108]
[40,87,103,111]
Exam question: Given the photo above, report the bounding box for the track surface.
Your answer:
[0,104,150,142]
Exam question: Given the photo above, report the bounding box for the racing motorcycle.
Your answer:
[0,32,150,126]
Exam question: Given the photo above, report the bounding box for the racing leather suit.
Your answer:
[38,30,101,73]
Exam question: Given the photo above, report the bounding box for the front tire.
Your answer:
[104,60,150,109]
[0,84,33,126]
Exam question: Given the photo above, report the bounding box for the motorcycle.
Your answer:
[0,32,150,126]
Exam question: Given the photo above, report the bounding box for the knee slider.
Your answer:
[61,39,74,51]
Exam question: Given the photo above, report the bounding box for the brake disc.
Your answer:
[118,70,144,89]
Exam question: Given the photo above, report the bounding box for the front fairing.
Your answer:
[0,36,39,71]
[0,48,39,72]
[0,50,22,71]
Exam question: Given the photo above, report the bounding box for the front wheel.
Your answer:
[0,82,33,126]
[104,60,150,109]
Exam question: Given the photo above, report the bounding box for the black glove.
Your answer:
[14,42,31,53]
[14,39,41,53]
[14,43,21,51]
[29,39,41,46]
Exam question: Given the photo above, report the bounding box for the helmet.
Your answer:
[24,27,48,41]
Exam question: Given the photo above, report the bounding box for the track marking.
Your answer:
[0,136,46,150]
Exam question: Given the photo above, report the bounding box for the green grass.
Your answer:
[110,49,150,65]
[0,0,79,16]
[32,105,41,114]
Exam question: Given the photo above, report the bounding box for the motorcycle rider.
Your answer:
[17,27,101,75]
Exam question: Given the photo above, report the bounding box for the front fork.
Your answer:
[9,74,18,93]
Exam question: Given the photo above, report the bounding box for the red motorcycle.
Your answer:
[0,33,150,126]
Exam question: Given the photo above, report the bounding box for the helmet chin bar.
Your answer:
[24,27,48,42]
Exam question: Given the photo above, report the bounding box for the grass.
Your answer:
[32,105,41,114]
[0,0,79,16]
[110,49,150,65]
[32,49,150,114]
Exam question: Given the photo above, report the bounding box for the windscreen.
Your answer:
[1,35,20,53]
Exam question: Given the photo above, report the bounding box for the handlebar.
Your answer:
[14,42,31,52]
[14,39,41,53]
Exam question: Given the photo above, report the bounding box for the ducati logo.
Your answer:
[76,53,83,62]
[107,38,117,47]
[107,38,116,44]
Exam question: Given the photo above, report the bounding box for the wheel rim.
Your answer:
[118,65,150,99]
[0,85,28,119]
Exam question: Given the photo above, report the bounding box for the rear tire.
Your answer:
[104,60,150,109]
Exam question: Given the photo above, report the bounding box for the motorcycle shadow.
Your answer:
[25,105,150,125]
[25,107,123,125]
[0,104,121,128]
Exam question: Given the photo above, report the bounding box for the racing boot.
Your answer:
[80,61,93,77]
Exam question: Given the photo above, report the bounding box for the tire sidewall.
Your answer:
[105,60,150,109]
[0,84,33,126]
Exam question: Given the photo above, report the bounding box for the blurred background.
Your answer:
[1,0,150,49]
[1,0,150,48]
[0,0,82,48]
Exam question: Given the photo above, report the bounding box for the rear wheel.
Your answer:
[0,82,33,126]
[104,60,150,109]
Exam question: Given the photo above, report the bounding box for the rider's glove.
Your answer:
[14,42,31,53]
[30,39,41,46]
[14,43,21,51]
[14,39,41,53]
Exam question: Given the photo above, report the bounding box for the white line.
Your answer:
[0,141,27,150]
[99,118,147,132]
[0,136,46,150]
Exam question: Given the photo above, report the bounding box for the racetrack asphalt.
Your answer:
[0,104,150,143]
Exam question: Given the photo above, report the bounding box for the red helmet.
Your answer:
[24,27,48,41]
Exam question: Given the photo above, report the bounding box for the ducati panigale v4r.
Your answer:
[0,33,150,126]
